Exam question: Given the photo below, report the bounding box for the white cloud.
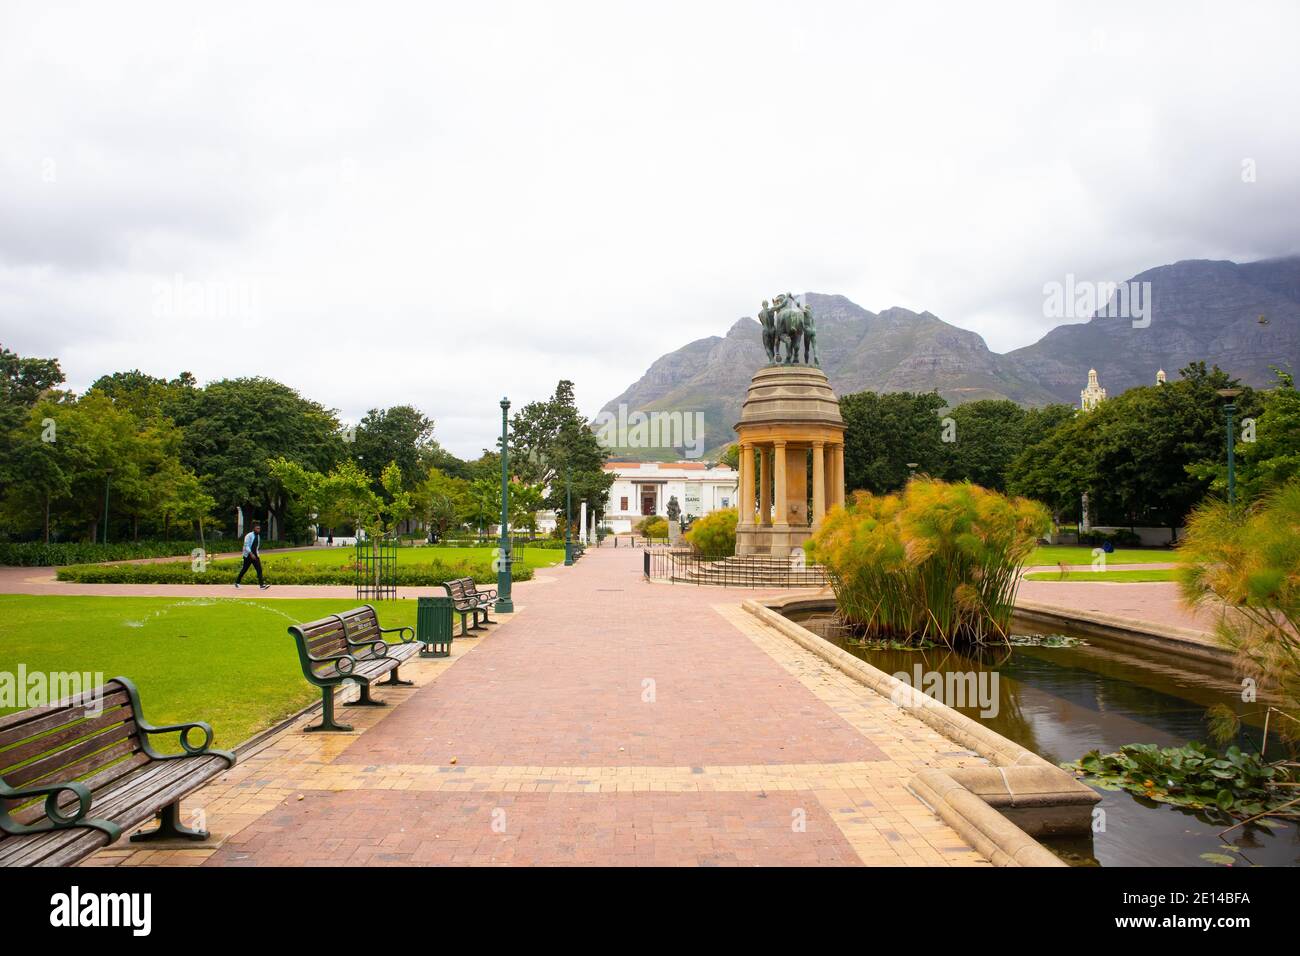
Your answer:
[2,0,1297,454]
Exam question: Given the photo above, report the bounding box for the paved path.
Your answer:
[84,547,990,867]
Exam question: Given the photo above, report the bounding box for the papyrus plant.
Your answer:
[805,477,1049,646]
[1179,480,1300,743]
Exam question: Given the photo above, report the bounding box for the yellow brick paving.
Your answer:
[86,600,991,867]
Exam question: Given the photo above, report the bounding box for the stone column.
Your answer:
[812,441,826,527]
[740,441,754,526]
[773,439,788,528]
[837,442,847,509]
[758,446,771,526]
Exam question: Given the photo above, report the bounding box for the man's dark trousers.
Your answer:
[236,553,263,585]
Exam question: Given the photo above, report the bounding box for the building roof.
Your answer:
[603,460,736,479]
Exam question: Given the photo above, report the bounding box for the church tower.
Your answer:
[1080,368,1106,411]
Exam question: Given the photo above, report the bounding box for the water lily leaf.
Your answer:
[1199,852,1237,866]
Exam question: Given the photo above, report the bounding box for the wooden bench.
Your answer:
[288,604,420,733]
[0,676,235,867]
[443,577,496,636]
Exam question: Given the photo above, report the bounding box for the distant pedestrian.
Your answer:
[235,519,269,589]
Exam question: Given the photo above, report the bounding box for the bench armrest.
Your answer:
[378,625,416,644]
[0,779,122,841]
[136,718,236,764]
[347,637,389,658]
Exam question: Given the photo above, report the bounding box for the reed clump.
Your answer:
[805,477,1049,646]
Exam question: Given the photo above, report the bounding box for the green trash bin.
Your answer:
[417,595,453,658]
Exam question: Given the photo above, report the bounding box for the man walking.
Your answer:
[235,519,269,589]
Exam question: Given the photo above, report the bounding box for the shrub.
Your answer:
[685,508,737,556]
[56,556,532,586]
[0,538,293,567]
[805,477,1049,646]
[1178,480,1300,741]
[635,516,668,539]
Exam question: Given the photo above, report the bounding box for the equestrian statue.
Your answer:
[758,292,818,365]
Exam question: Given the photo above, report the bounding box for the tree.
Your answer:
[171,377,344,539]
[840,390,947,494]
[352,405,436,490]
[85,369,197,422]
[0,346,65,484]
[934,400,1076,492]
[413,467,471,540]
[1007,362,1253,536]
[1201,367,1299,501]
[461,478,499,537]
[510,380,613,521]
[509,482,546,535]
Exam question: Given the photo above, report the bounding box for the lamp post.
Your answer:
[563,463,574,566]
[102,468,114,544]
[1217,388,1243,505]
[495,397,514,613]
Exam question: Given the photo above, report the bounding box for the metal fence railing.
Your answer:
[642,548,828,588]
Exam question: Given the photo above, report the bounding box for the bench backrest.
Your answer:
[444,578,472,604]
[0,678,146,826]
[336,605,381,646]
[288,606,382,679]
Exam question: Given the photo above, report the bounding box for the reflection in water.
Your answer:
[786,608,1297,867]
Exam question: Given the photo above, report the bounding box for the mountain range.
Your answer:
[599,256,1300,458]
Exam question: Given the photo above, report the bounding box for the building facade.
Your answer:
[601,461,738,533]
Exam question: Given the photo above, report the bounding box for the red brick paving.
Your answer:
[204,789,863,867]
[336,554,884,767]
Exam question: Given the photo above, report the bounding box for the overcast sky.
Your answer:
[2,1,1298,456]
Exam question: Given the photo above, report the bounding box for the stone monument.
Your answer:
[735,293,845,557]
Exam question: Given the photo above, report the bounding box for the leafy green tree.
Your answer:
[509,482,546,535]
[171,377,344,538]
[1194,367,1300,501]
[85,369,197,422]
[1007,362,1252,536]
[840,390,947,493]
[510,380,613,521]
[461,478,500,537]
[352,405,435,489]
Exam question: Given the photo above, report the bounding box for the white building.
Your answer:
[602,461,739,533]
[533,461,739,536]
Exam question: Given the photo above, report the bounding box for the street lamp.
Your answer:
[495,397,514,613]
[102,468,114,544]
[1217,388,1244,505]
[563,461,574,567]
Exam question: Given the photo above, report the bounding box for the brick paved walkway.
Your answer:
[83,548,992,867]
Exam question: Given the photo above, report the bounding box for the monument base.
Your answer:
[736,523,813,558]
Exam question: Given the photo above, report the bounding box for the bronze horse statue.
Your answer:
[769,292,817,365]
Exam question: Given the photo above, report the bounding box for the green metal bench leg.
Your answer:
[476,606,495,626]
[305,686,354,732]
[343,680,387,707]
[381,665,413,687]
[457,612,470,636]
[130,801,208,843]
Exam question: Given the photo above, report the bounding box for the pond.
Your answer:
[784,606,1297,867]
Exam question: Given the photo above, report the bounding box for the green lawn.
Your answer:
[246,545,563,570]
[1023,568,1179,583]
[1028,545,1177,566]
[0,595,421,750]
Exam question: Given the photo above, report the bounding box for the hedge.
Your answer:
[0,538,296,568]
[55,557,532,586]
